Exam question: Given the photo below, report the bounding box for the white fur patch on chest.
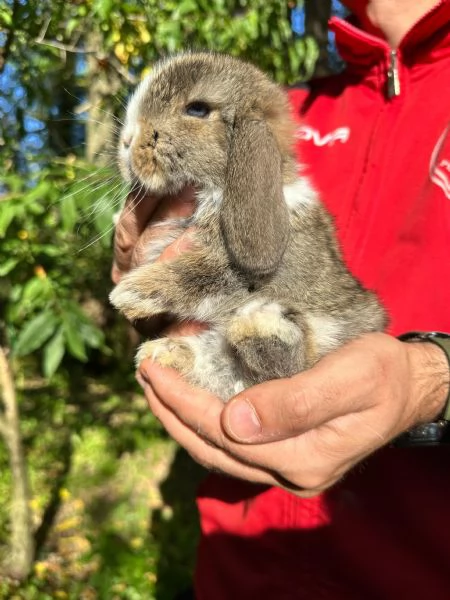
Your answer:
[305,313,343,354]
[283,177,318,212]
[192,187,223,224]
[193,294,227,321]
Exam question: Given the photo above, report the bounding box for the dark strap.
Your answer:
[393,332,450,447]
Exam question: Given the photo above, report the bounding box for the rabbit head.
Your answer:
[119,52,298,276]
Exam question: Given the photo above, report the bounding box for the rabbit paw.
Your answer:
[227,299,304,380]
[227,299,300,345]
[110,275,169,321]
[135,338,195,374]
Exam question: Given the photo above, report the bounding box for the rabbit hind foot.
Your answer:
[135,338,195,374]
[136,331,246,402]
[228,300,299,343]
[227,300,305,380]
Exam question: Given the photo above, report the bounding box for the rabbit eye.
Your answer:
[185,101,211,118]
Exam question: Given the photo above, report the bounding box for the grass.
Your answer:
[0,379,205,600]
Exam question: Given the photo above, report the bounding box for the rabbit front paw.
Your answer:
[110,272,170,321]
[135,338,195,374]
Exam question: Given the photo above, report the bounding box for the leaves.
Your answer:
[62,313,88,362]
[0,201,19,238]
[0,1,336,592]
[1,1,321,383]
[13,311,58,357]
[0,258,19,277]
[43,327,65,377]
[60,195,79,233]
[20,277,51,308]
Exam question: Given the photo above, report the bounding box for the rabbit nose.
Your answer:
[138,128,159,149]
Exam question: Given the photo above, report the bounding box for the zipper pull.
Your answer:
[387,49,401,98]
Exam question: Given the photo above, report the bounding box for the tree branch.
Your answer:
[0,414,8,439]
[0,346,34,580]
[109,56,138,85]
[35,17,95,56]
[34,38,97,55]
[0,346,16,426]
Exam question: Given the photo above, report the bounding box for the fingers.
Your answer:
[137,334,419,495]
[158,228,196,261]
[113,188,159,280]
[138,362,351,493]
[138,366,277,486]
[221,335,387,443]
[139,360,226,435]
[112,186,197,282]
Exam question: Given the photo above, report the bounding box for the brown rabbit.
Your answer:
[110,52,387,401]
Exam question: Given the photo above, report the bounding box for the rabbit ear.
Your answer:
[220,118,290,278]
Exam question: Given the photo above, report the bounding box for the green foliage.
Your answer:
[0,158,121,377]
[0,0,319,596]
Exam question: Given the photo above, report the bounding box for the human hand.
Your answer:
[112,186,196,284]
[111,185,200,335]
[138,332,449,495]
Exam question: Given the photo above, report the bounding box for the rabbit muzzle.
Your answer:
[124,125,174,193]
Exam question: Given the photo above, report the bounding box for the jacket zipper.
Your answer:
[328,18,401,100]
[387,49,401,98]
[331,0,448,100]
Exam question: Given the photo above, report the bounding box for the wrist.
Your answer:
[405,341,450,423]
[394,332,450,447]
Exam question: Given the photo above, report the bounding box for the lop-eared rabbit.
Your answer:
[110,52,386,401]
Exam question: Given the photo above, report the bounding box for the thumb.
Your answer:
[221,352,374,443]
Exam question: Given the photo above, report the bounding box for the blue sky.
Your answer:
[0,2,349,167]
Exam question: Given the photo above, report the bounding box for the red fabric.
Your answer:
[195,4,450,599]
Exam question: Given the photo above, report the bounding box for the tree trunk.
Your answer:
[304,0,332,77]
[0,347,34,581]
[85,32,122,165]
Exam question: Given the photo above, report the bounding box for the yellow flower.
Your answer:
[54,591,68,599]
[29,497,40,511]
[55,515,82,532]
[137,25,151,44]
[59,488,71,501]
[114,42,129,64]
[17,229,28,240]
[34,561,48,578]
[130,536,144,549]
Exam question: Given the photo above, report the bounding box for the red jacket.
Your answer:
[195,3,450,599]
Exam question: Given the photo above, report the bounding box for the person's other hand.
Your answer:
[138,332,449,495]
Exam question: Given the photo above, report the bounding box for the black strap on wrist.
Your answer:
[393,331,450,448]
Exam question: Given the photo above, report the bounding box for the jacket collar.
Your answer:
[329,0,450,69]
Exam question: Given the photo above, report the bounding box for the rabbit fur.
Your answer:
[110,52,386,401]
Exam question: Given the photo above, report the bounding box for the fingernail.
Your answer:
[226,399,261,441]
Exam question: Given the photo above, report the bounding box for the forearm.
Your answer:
[402,340,450,425]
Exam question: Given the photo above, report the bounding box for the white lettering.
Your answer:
[296,126,350,147]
